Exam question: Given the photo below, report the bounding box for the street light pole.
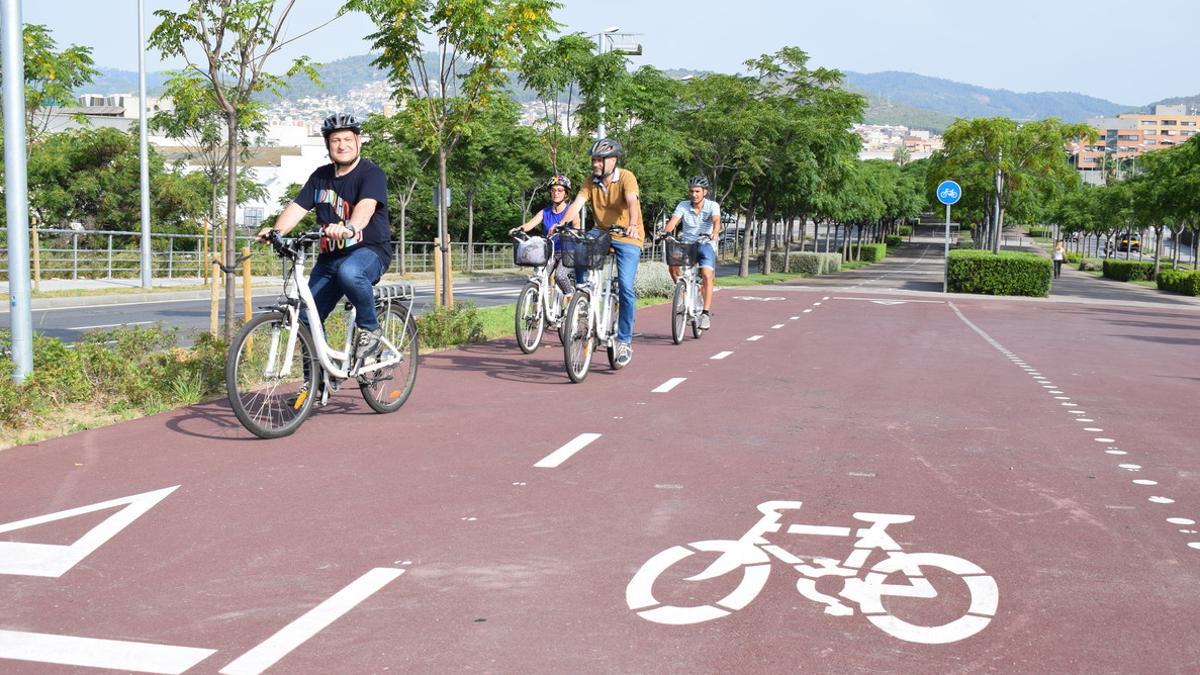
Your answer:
[2,0,33,382]
[594,26,618,139]
[138,0,152,288]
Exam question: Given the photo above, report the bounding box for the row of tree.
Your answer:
[1051,136,1200,273]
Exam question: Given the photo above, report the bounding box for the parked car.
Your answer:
[1117,233,1141,252]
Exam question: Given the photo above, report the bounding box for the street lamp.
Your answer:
[588,27,643,139]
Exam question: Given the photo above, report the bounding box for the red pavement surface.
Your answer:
[1,287,1198,673]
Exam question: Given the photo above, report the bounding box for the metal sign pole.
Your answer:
[138,0,152,287]
[3,0,33,382]
[943,203,951,293]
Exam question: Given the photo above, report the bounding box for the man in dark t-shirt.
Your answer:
[257,112,391,356]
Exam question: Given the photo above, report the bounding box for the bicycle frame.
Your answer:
[268,238,412,384]
[577,252,619,346]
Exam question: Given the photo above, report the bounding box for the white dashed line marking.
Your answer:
[1168,518,1196,525]
[710,351,733,360]
[789,316,800,320]
[535,433,602,468]
[802,309,813,313]
[1132,480,1158,486]
[1106,450,1128,455]
[1149,496,1176,504]
[822,296,829,300]
[1076,418,1094,422]
[1095,437,1115,443]
[652,378,687,393]
[1084,427,1103,432]
[771,324,785,329]
[1118,464,1142,471]
[1189,543,1200,550]
[747,335,763,341]
[1070,410,1087,414]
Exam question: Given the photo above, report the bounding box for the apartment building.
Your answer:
[1075,104,1200,182]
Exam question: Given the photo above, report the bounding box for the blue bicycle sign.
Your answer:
[936,180,962,206]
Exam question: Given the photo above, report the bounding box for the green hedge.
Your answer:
[1079,258,1103,271]
[1102,259,1161,282]
[1064,251,1083,264]
[1156,269,1200,295]
[1027,227,1052,238]
[885,234,903,248]
[947,250,1051,297]
[765,251,842,275]
[896,225,912,236]
[857,243,887,262]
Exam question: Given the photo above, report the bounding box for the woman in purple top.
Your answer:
[510,175,578,294]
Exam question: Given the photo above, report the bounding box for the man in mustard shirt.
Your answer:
[562,138,643,367]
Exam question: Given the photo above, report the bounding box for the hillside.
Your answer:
[843,71,1130,122]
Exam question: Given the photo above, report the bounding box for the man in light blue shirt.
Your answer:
[664,176,721,329]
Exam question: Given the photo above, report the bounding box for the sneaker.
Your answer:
[356,326,384,359]
[615,342,633,367]
[699,311,711,330]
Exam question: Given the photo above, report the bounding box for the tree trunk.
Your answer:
[437,147,451,307]
[762,216,774,275]
[224,113,239,339]
[738,197,756,277]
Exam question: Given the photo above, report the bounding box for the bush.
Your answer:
[896,225,912,236]
[947,250,1051,297]
[1156,269,1200,295]
[1064,251,1083,264]
[0,325,228,431]
[885,235,903,248]
[1102,259,1161,282]
[1027,227,1052,238]
[416,301,486,349]
[765,251,842,275]
[856,243,887,262]
[1079,258,1103,272]
[634,261,675,298]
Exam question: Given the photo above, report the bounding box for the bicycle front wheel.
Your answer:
[514,282,544,354]
[227,311,319,439]
[671,280,686,345]
[563,291,594,383]
[359,302,419,413]
[690,283,705,339]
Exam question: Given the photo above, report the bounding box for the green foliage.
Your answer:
[1027,227,1052,238]
[415,302,486,349]
[634,261,675,298]
[765,251,842,275]
[0,327,227,431]
[896,225,912,236]
[947,250,1051,297]
[1064,251,1083,264]
[1156,269,1200,296]
[1078,257,1104,272]
[1102,260,1163,282]
[885,234,903,247]
[857,243,887,261]
[6,24,99,144]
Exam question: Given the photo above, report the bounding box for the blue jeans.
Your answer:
[305,246,386,331]
[611,240,640,343]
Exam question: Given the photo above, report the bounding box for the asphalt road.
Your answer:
[1,244,1198,673]
[0,278,528,343]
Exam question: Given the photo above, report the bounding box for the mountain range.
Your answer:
[83,55,1197,133]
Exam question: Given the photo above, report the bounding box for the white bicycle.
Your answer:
[512,230,570,353]
[560,227,630,383]
[225,231,419,439]
[662,234,711,344]
[626,500,999,645]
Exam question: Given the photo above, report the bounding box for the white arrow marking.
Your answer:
[0,486,179,577]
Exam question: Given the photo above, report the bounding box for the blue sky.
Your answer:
[23,0,1198,105]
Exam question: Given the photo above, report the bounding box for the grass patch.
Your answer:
[716,272,809,286]
[839,261,873,270]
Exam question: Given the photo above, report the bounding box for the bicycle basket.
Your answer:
[562,232,612,270]
[514,236,552,267]
[665,240,700,267]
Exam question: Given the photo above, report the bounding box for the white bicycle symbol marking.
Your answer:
[625,500,999,645]
[731,296,786,302]
[939,187,959,200]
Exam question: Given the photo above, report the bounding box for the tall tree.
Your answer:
[150,0,322,337]
[345,0,559,306]
[1,24,99,148]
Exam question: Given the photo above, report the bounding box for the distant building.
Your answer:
[1075,104,1200,184]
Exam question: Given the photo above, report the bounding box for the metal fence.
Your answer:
[0,228,528,282]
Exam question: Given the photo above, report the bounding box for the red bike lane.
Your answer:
[1,289,1198,673]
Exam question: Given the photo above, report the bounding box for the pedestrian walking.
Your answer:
[1052,240,1066,279]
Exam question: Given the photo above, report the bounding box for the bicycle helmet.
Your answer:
[688,175,710,190]
[321,112,363,139]
[588,137,623,158]
[546,174,572,190]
